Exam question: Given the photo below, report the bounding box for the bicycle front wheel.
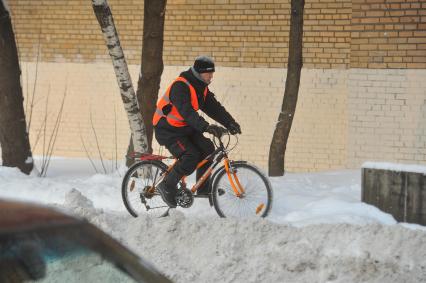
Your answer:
[212,162,272,218]
[122,160,170,218]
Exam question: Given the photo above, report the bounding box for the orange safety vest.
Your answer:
[152,77,208,127]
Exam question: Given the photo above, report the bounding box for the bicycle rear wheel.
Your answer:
[212,162,272,218]
[122,160,170,218]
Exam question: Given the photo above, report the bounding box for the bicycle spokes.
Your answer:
[122,161,171,218]
[213,162,272,218]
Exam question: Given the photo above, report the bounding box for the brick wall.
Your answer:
[8,0,143,63]
[348,69,426,167]
[7,0,350,69]
[18,62,426,171]
[304,0,352,69]
[9,0,425,69]
[10,0,424,69]
[351,0,426,68]
[18,62,347,171]
[4,1,426,171]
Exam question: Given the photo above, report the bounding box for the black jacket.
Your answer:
[154,68,235,145]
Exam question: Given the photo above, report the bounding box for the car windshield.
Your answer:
[0,225,138,283]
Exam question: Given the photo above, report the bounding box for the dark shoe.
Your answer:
[156,168,183,208]
[157,181,177,208]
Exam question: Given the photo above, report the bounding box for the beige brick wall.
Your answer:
[19,62,426,171]
[347,68,426,167]
[20,62,347,172]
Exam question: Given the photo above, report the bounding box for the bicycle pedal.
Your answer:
[176,188,194,208]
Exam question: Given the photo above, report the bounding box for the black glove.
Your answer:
[227,121,241,135]
[205,124,226,138]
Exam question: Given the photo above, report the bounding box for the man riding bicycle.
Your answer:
[153,55,241,208]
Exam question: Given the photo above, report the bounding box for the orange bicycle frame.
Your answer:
[162,147,246,197]
[223,158,245,197]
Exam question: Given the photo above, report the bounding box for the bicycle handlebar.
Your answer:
[211,128,239,152]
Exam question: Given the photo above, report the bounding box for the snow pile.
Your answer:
[62,186,426,283]
[62,188,123,233]
[1,157,426,282]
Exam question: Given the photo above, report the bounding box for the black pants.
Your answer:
[165,132,215,192]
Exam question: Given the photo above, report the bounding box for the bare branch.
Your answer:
[40,86,50,174]
[114,104,118,171]
[42,86,67,177]
[25,64,29,116]
[27,32,41,133]
[79,124,99,174]
[31,115,47,152]
[89,111,107,174]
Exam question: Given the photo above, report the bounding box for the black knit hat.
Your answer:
[193,55,215,73]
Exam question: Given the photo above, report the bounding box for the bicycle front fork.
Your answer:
[224,158,245,197]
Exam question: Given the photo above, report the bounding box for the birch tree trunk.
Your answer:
[126,0,167,166]
[268,0,304,176]
[0,0,34,174]
[92,0,149,157]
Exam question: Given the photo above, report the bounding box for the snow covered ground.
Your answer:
[1,157,426,282]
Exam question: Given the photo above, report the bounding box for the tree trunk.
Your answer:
[268,0,304,176]
[126,0,167,167]
[92,0,149,157]
[0,0,34,174]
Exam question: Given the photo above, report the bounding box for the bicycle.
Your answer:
[122,131,273,218]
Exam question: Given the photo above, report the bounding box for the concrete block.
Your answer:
[362,163,426,225]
